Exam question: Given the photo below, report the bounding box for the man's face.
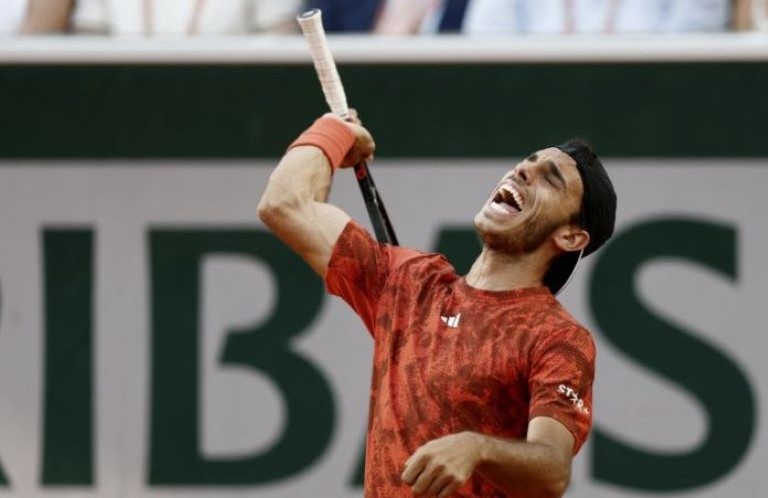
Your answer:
[474,147,585,254]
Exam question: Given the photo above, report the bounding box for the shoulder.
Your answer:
[385,250,458,297]
[527,298,596,359]
[532,296,592,337]
[393,248,453,273]
[332,220,456,277]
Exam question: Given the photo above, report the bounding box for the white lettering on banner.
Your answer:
[0,160,765,498]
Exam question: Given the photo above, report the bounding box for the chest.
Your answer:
[374,283,537,408]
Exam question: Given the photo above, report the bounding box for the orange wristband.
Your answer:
[289,116,356,171]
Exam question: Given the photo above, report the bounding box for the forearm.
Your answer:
[257,145,335,245]
[475,434,571,498]
[260,145,333,210]
[258,144,351,276]
[258,114,369,275]
[260,112,362,214]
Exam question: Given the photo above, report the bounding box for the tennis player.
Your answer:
[258,112,616,498]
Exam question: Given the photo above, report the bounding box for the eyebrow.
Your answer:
[525,153,538,162]
[544,160,567,189]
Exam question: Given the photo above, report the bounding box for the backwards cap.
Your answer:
[543,139,617,294]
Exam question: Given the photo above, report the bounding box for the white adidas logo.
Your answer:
[440,313,461,328]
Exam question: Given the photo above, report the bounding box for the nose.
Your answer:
[514,162,535,185]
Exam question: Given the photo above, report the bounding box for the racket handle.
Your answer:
[297,9,399,246]
[297,9,349,118]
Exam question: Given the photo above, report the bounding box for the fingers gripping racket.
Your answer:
[297,9,399,246]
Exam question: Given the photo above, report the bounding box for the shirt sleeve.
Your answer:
[528,326,596,454]
[324,220,391,334]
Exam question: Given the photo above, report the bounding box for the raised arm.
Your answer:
[257,113,375,276]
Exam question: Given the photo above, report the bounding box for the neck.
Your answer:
[465,246,550,292]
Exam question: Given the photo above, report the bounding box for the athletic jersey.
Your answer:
[326,221,595,498]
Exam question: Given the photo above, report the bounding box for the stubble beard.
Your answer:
[476,215,563,256]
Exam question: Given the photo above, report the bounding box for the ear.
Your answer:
[553,225,590,253]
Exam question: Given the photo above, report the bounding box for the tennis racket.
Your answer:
[296,9,399,246]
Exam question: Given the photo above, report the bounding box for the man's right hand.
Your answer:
[328,109,376,168]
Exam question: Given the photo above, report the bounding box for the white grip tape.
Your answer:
[297,9,349,118]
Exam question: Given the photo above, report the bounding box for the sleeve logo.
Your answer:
[558,384,590,414]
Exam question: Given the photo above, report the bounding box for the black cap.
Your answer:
[543,139,617,295]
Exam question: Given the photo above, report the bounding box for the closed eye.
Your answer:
[544,160,566,191]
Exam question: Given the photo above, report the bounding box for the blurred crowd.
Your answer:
[0,0,765,36]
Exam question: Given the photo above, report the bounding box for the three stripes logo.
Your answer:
[440,313,461,328]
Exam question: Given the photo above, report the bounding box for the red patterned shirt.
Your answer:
[326,221,595,498]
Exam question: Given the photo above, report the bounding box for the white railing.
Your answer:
[1,33,768,64]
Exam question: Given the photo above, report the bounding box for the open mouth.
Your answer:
[490,184,524,215]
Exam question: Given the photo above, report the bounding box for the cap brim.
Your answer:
[543,250,582,295]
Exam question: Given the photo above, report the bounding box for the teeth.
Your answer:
[512,189,524,209]
[499,185,524,210]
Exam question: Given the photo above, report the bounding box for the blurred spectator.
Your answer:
[0,0,27,34]
[733,0,749,28]
[4,0,761,36]
[308,0,469,33]
[373,0,430,33]
[463,0,733,34]
[375,0,469,33]
[1,0,75,34]
[71,0,302,35]
[733,0,768,29]
[305,0,381,32]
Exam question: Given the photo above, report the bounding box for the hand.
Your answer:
[323,109,375,168]
[401,432,485,497]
